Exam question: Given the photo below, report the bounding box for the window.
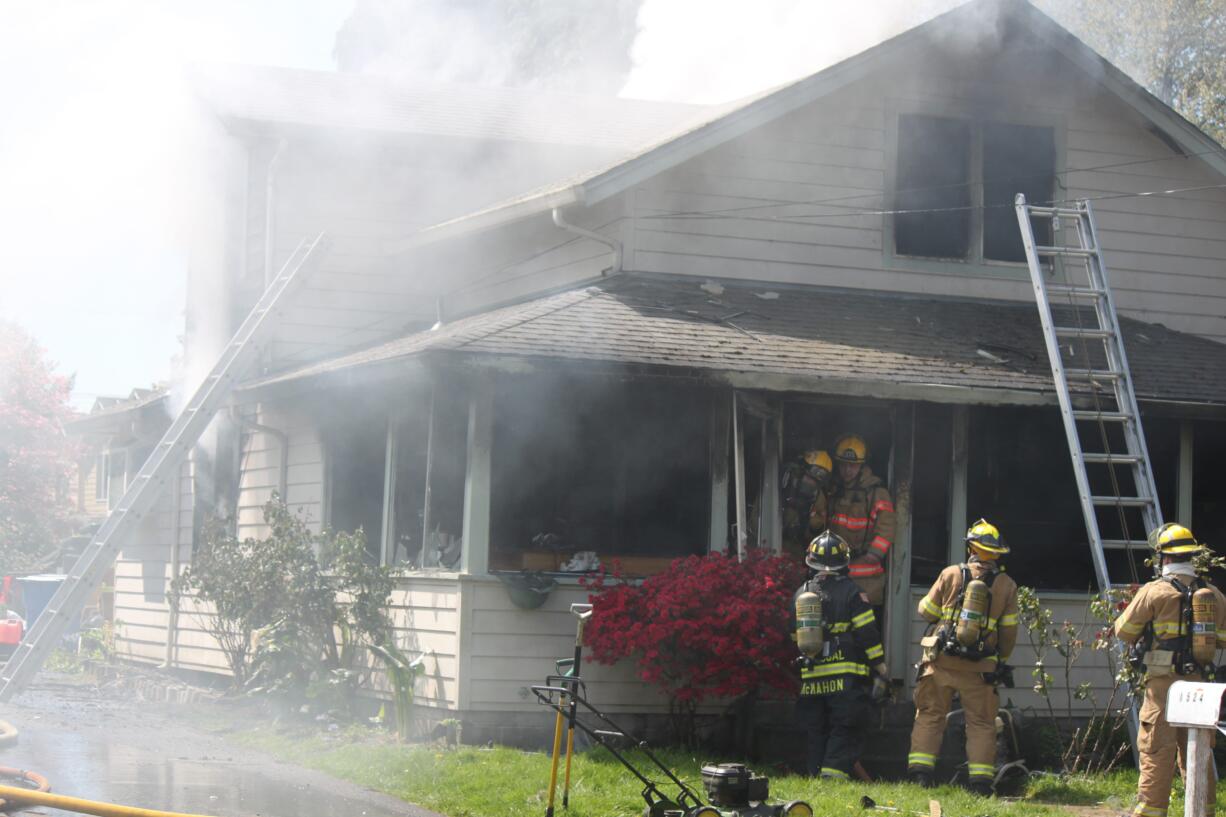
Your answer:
[894,114,1055,263]
[490,375,710,574]
[323,406,388,557]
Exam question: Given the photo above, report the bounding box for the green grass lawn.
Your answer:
[218,719,1226,817]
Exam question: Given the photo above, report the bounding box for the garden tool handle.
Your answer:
[570,603,593,620]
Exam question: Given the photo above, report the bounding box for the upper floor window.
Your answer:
[894,114,1055,264]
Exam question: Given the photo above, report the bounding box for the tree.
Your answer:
[1038,0,1226,144]
[333,0,643,96]
[0,322,76,574]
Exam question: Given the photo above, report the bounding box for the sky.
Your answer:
[0,0,958,411]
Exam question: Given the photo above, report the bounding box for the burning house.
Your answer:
[108,0,1226,750]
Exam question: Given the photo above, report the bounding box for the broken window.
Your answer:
[967,407,1178,591]
[894,115,1055,264]
[386,390,431,567]
[323,406,388,557]
[420,380,468,570]
[490,374,710,574]
[895,115,972,259]
[982,122,1055,261]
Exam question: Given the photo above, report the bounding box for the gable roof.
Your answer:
[189,63,714,152]
[398,0,1226,250]
[242,274,1226,409]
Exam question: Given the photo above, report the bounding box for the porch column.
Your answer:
[732,393,748,560]
[1177,420,1194,526]
[947,406,969,564]
[380,413,398,565]
[761,414,782,553]
[886,404,915,680]
[461,378,493,575]
[708,391,731,554]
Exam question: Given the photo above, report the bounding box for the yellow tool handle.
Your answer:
[0,783,220,817]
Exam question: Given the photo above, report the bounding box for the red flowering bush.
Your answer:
[582,550,806,712]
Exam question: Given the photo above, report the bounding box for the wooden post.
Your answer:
[887,404,915,680]
[708,392,731,554]
[461,379,492,576]
[947,406,969,565]
[732,393,748,561]
[420,382,437,564]
[1185,727,1213,817]
[380,413,398,566]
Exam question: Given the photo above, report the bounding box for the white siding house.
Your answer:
[111,0,1226,755]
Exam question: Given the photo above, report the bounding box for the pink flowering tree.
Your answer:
[0,322,78,573]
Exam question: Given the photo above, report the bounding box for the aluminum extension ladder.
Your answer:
[0,234,329,702]
[1015,194,1159,749]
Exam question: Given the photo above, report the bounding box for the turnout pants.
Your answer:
[795,683,870,778]
[1134,675,1217,817]
[908,663,998,783]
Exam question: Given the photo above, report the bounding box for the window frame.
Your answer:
[883,99,1067,278]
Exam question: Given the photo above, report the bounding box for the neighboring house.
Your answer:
[113,0,1226,749]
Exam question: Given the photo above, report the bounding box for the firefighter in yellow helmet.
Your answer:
[810,434,896,604]
[1113,524,1226,817]
[907,520,1018,795]
[793,531,889,778]
[782,450,833,559]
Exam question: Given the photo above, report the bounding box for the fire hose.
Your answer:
[0,781,222,817]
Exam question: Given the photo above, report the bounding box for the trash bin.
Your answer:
[16,574,67,631]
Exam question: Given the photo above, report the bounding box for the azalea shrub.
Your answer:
[582,550,806,743]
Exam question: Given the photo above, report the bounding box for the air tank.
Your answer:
[955,578,991,648]
[795,587,826,659]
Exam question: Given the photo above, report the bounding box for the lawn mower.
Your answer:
[532,605,812,817]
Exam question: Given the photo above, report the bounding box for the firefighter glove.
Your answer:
[984,664,1015,688]
[870,671,891,703]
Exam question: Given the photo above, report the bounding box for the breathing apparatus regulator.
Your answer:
[938,520,1008,661]
[795,531,850,661]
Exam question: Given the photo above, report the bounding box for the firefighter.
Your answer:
[794,530,889,779]
[810,433,896,604]
[1113,524,1226,817]
[782,450,833,559]
[907,520,1018,795]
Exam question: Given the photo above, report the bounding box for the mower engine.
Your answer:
[697,763,812,817]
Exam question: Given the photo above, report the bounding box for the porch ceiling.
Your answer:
[240,275,1226,408]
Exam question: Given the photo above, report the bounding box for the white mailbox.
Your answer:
[1165,681,1226,817]
[1166,680,1226,729]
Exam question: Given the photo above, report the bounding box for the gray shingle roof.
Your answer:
[189,63,712,151]
[242,276,1226,407]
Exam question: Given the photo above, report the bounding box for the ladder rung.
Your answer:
[1101,539,1151,550]
[1046,284,1106,299]
[1025,205,1086,219]
[1065,368,1123,380]
[1082,453,1143,465]
[1035,245,1096,258]
[1091,495,1152,507]
[593,730,626,738]
[1054,327,1113,340]
[1073,411,1132,422]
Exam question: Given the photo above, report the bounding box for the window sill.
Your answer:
[883,251,1037,281]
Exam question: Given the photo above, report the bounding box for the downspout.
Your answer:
[263,139,288,288]
[551,207,623,275]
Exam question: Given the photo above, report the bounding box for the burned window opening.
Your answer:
[388,391,431,567]
[323,405,388,558]
[490,374,710,574]
[421,381,468,570]
[967,407,1178,592]
[982,122,1055,262]
[894,115,1056,264]
[895,115,971,260]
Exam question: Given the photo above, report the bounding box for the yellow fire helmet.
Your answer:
[806,530,851,571]
[832,434,868,463]
[1149,523,1206,556]
[965,519,1009,559]
[803,449,833,472]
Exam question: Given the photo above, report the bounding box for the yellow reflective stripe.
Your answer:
[801,662,869,679]
[985,618,998,632]
[829,623,850,634]
[852,610,875,628]
[999,613,1018,627]
[967,763,995,779]
[820,767,849,780]
[920,597,941,617]
[1133,805,1167,817]
[865,644,884,660]
[1117,620,1145,635]
[907,752,936,768]
[1152,622,1184,637]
